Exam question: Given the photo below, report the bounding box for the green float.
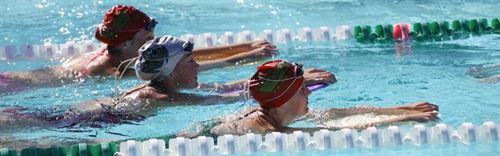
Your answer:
[492,18,500,33]
[429,21,442,41]
[467,19,480,35]
[20,146,67,156]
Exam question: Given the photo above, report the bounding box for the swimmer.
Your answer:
[0,5,278,95]
[467,63,500,84]
[177,60,439,137]
[0,36,334,131]
[1,5,157,95]
[102,36,334,117]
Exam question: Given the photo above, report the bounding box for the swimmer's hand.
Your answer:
[394,101,439,113]
[248,40,277,52]
[396,111,439,123]
[224,40,277,64]
[480,74,500,84]
[303,68,337,85]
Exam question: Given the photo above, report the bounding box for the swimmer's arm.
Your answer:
[323,107,416,117]
[197,80,247,92]
[197,58,238,71]
[294,108,407,130]
[294,115,409,131]
[468,63,500,78]
[314,108,437,130]
[197,46,276,71]
[193,41,257,57]
[140,89,242,106]
[301,103,428,123]
[197,68,336,92]
[85,58,118,77]
[331,114,434,130]
[177,93,243,106]
[484,63,500,69]
[480,74,500,83]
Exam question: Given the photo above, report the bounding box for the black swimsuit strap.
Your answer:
[236,108,260,120]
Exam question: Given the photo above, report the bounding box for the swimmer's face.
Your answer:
[297,84,311,115]
[285,83,311,117]
[120,29,155,59]
[170,53,200,88]
[134,29,155,48]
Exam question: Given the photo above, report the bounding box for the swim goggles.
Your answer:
[139,39,194,73]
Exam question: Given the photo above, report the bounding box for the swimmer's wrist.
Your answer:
[233,41,254,51]
[223,54,244,64]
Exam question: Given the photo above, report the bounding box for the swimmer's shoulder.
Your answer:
[85,56,117,76]
[211,111,265,136]
[211,119,254,136]
[120,84,170,101]
[74,98,113,113]
[65,52,115,76]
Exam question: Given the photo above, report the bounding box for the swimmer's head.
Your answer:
[135,35,198,87]
[249,60,309,111]
[95,5,156,48]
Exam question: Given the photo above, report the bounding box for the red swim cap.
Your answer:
[249,60,304,109]
[95,5,151,47]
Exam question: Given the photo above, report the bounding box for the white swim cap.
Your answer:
[134,35,194,81]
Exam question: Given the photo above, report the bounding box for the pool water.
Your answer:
[1,0,499,155]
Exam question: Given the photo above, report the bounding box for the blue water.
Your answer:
[1,0,499,155]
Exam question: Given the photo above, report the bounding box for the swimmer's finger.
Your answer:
[423,103,439,112]
[428,112,438,118]
[432,104,439,112]
[320,73,336,83]
[266,48,277,52]
[254,40,269,46]
[264,48,277,52]
[267,44,277,49]
[424,112,439,121]
[263,45,277,51]
[265,49,278,54]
